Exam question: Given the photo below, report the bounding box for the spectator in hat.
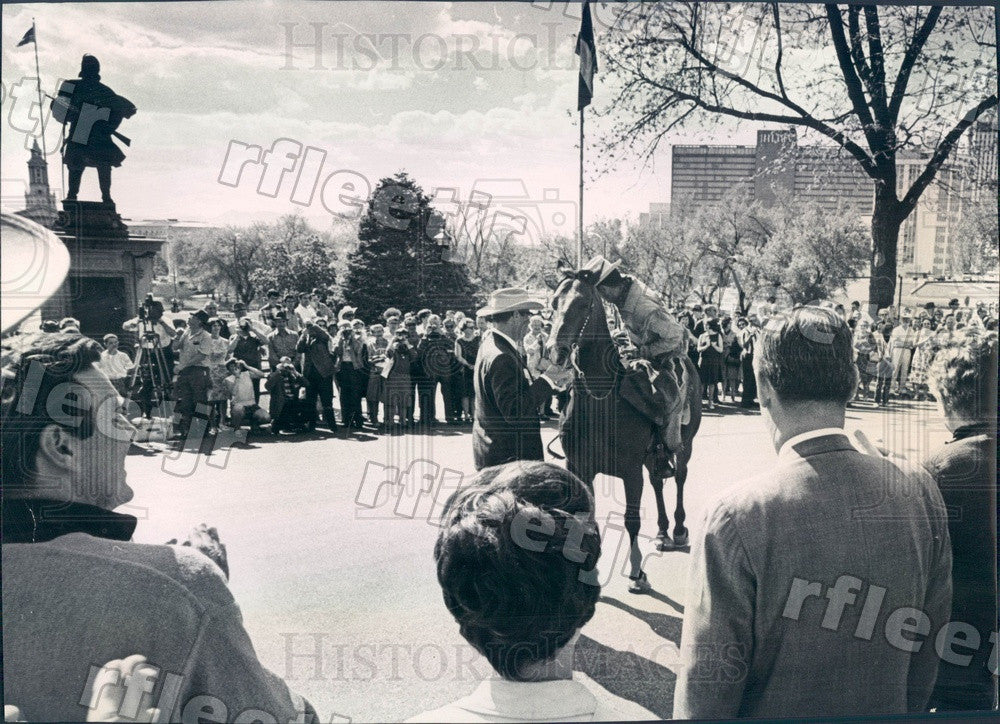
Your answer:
[266,356,307,435]
[473,289,572,469]
[40,319,60,333]
[98,333,134,397]
[383,314,401,342]
[266,312,298,370]
[888,315,916,395]
[59,317,81,334]
[338,305,357,324]
[416,308,432,335]
[415,314,456,426]
[332,319,367,429]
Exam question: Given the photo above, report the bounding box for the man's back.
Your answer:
[3,533,311,722]
[676,434,952,719]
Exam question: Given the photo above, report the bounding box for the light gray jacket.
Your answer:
[3,533,313,722]
[675,433,952,719]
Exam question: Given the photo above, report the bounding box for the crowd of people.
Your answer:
[2,296,995,721]
[28,287,999,449]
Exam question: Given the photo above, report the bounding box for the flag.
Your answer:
[17,26,35,47]
[576,1,597,110]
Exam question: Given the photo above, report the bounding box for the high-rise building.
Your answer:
[668,124,997,275]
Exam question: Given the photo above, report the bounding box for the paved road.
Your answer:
[125,398,950,722]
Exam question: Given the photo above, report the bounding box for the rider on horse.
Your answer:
[582,256,689,477]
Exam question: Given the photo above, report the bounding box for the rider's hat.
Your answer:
[477,288,544,318]
[581,255,621,285]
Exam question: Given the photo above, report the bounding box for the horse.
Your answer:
[546,267,702,592]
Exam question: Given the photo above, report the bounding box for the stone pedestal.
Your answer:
[57,200,130,240]
[40,200,164,338]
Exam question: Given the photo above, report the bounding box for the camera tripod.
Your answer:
[127,325,173,418]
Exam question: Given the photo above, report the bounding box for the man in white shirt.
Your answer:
[888,315,916,394]
[98,334,133,396]
[294,293,317,327]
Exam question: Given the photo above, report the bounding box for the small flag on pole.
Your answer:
[17,26,36,47]
[576,1,597,110]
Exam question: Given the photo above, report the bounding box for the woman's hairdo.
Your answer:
[434,461,600,680]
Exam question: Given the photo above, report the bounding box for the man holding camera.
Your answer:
[123,294,176,376]
[332,320,367,429]
[296,319,338,432]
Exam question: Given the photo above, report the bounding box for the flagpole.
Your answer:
[31,19,48,159]
[578,108,584,268]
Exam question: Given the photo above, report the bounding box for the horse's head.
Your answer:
[546,266,601,366]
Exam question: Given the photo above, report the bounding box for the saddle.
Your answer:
[619,356,689,429]
[619,358,667,428]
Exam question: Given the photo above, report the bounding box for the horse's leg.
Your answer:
[622,466,650,593]
[649,473,671,550]
[672,444,690,548]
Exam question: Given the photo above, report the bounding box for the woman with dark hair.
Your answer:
[409,461,654,721]
[453,319,480,424]
[697,318,725,409]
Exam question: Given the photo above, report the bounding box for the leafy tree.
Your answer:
[250,215,339,301]
[951,197,1000,275]
[756,202,870,304]
[602,1,998,314]
[342,172,478,320]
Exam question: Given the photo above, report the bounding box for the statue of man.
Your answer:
[52,54,136,204]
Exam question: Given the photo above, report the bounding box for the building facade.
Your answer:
[667,120,998,276]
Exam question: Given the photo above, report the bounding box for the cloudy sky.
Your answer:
[1,1,762,230]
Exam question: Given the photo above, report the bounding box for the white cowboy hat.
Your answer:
[2,213,70,334]
[581,255,621,285]
[477,288,544,318]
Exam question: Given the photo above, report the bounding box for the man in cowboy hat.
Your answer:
[473,288,573,470]
[583,255,689,476]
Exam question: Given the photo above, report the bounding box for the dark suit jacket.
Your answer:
[923,425,998,710]
[676,433,953,719]
[295,327,336,378]
[473,331,553,470]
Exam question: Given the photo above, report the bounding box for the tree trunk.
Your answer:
[867,189,904,318]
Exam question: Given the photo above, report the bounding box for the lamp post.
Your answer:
[166,218,179,300]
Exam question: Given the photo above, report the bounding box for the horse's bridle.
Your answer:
[566,294,618,402]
